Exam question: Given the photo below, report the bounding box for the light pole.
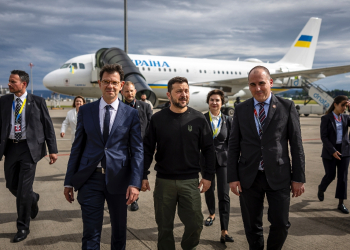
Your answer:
[124,0,128,53]
[29,63,34,94]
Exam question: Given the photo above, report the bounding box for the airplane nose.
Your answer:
[43,72,53,88]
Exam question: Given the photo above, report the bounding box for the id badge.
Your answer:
[14,123,22,133]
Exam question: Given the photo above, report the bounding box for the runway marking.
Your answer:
[302,138,321,141]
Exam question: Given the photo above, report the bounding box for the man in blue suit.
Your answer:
[63,64,144,250]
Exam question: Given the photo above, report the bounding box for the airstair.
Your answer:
[300,79,334,110]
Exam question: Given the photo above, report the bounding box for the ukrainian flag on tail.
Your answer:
[70,66,75,74]
[294,35,313,48]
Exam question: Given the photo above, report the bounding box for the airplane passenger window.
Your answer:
[148,68,150,71]
[142,67,145,71]
[231,71,233,74]
[71,63,78,69]
[79,63,85,69]
[174,69,177,72]
[218,71,220,74]
[159,68,161,71]
[204,70,206,73]
[199,70,202,73]
[235,72,237,75]
[186,69,189,73]
[60,63,70,69]
[239,72,241,75]
[226,71,229,74]
[213,71,216,74]
[169,68,171,72]
[222,71,224,74]
[164,68,166,72]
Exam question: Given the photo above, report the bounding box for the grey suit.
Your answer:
[227,94,305,249]
[0,93,57,230]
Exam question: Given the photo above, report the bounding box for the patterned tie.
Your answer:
[14,98,22,141]
[101,105,111,170]
[258,102,266,170]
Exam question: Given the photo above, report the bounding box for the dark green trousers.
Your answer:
[154,177,203,250]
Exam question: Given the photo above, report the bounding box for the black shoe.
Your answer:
[204,216,215,226]
[317,187,324,201]
[220,234,234,243]
[130,198,139,211]
[31,193,40,219]
[13,229,30,243]
[338,204,349,214]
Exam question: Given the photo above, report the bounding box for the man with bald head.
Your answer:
[227,66,305,250]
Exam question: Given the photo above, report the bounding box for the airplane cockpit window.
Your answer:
[60,63,71,69]
[79,63,85,69]
[70,63,78,69]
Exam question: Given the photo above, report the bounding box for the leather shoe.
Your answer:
[130,198,139,211]
[338,204,349,214]
[317,187,324,201]
[31,193,40,219]
[13,229,30,243]
[204,216,215,226]
[220,234,234,243]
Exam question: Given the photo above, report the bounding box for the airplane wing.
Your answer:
[191,65,350,87]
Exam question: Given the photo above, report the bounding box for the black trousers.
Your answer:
[4,140,38,231]
[77,171,128,250]
[239,171,291,250]
[319,144,350,199]
[204,165,230,231]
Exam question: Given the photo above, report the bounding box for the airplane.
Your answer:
[43,17,350,116]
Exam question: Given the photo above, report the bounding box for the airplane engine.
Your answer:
[96,47,157,105]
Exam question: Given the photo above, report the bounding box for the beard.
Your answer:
[170,95,189,108]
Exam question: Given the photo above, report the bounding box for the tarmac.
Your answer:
[0,109,349,250]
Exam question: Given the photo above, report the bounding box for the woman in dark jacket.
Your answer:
[201,89,234,243]
[318,95,350,213]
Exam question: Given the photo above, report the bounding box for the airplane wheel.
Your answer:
[304,114,309,117]
[222,107,234,117]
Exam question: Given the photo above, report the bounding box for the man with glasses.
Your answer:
[64,64,143,250]
[0,70,58,242]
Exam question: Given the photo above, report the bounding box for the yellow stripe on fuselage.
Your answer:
[150,86,167,89]
[294,41,311,48]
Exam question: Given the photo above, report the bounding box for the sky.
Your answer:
[1,0,350,91]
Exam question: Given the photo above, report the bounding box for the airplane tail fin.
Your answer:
[277,17,322,68]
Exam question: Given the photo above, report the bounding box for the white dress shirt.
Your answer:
[61,109,78,144]
[96,97,119,168]
[209,111,222,138]
[9,91,27,139]
[332,111,343,144]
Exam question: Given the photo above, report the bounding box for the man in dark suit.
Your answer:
[227,66,305,250]
[64,64,143,250]
[0,70,58,242]
[121,81,152,211]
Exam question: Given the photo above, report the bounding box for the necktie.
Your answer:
[101,105,111,170]
[14,98,22,141]
[258,102,266,170]
[103,105,111,144]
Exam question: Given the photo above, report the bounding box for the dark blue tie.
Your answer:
[257,102,266,170]
[101,105,111,170]
[103,105,111,144]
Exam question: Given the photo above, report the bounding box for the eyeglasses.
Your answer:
[101,80,120,86]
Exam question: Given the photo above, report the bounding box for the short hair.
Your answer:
[206,89,225,104]
[11,70,30,87]
[123,81,135,88]
[167,76,188,93]
[140,93,147,97]
[72,95,86,107]
[99,64,124,81]
[248,66,271,79]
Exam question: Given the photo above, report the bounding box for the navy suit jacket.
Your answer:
[64,99,144,194]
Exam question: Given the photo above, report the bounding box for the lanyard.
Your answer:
[334,114,342,122]
[254,108,263,135]
[209,112,222,138]
[12,98,26,123]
